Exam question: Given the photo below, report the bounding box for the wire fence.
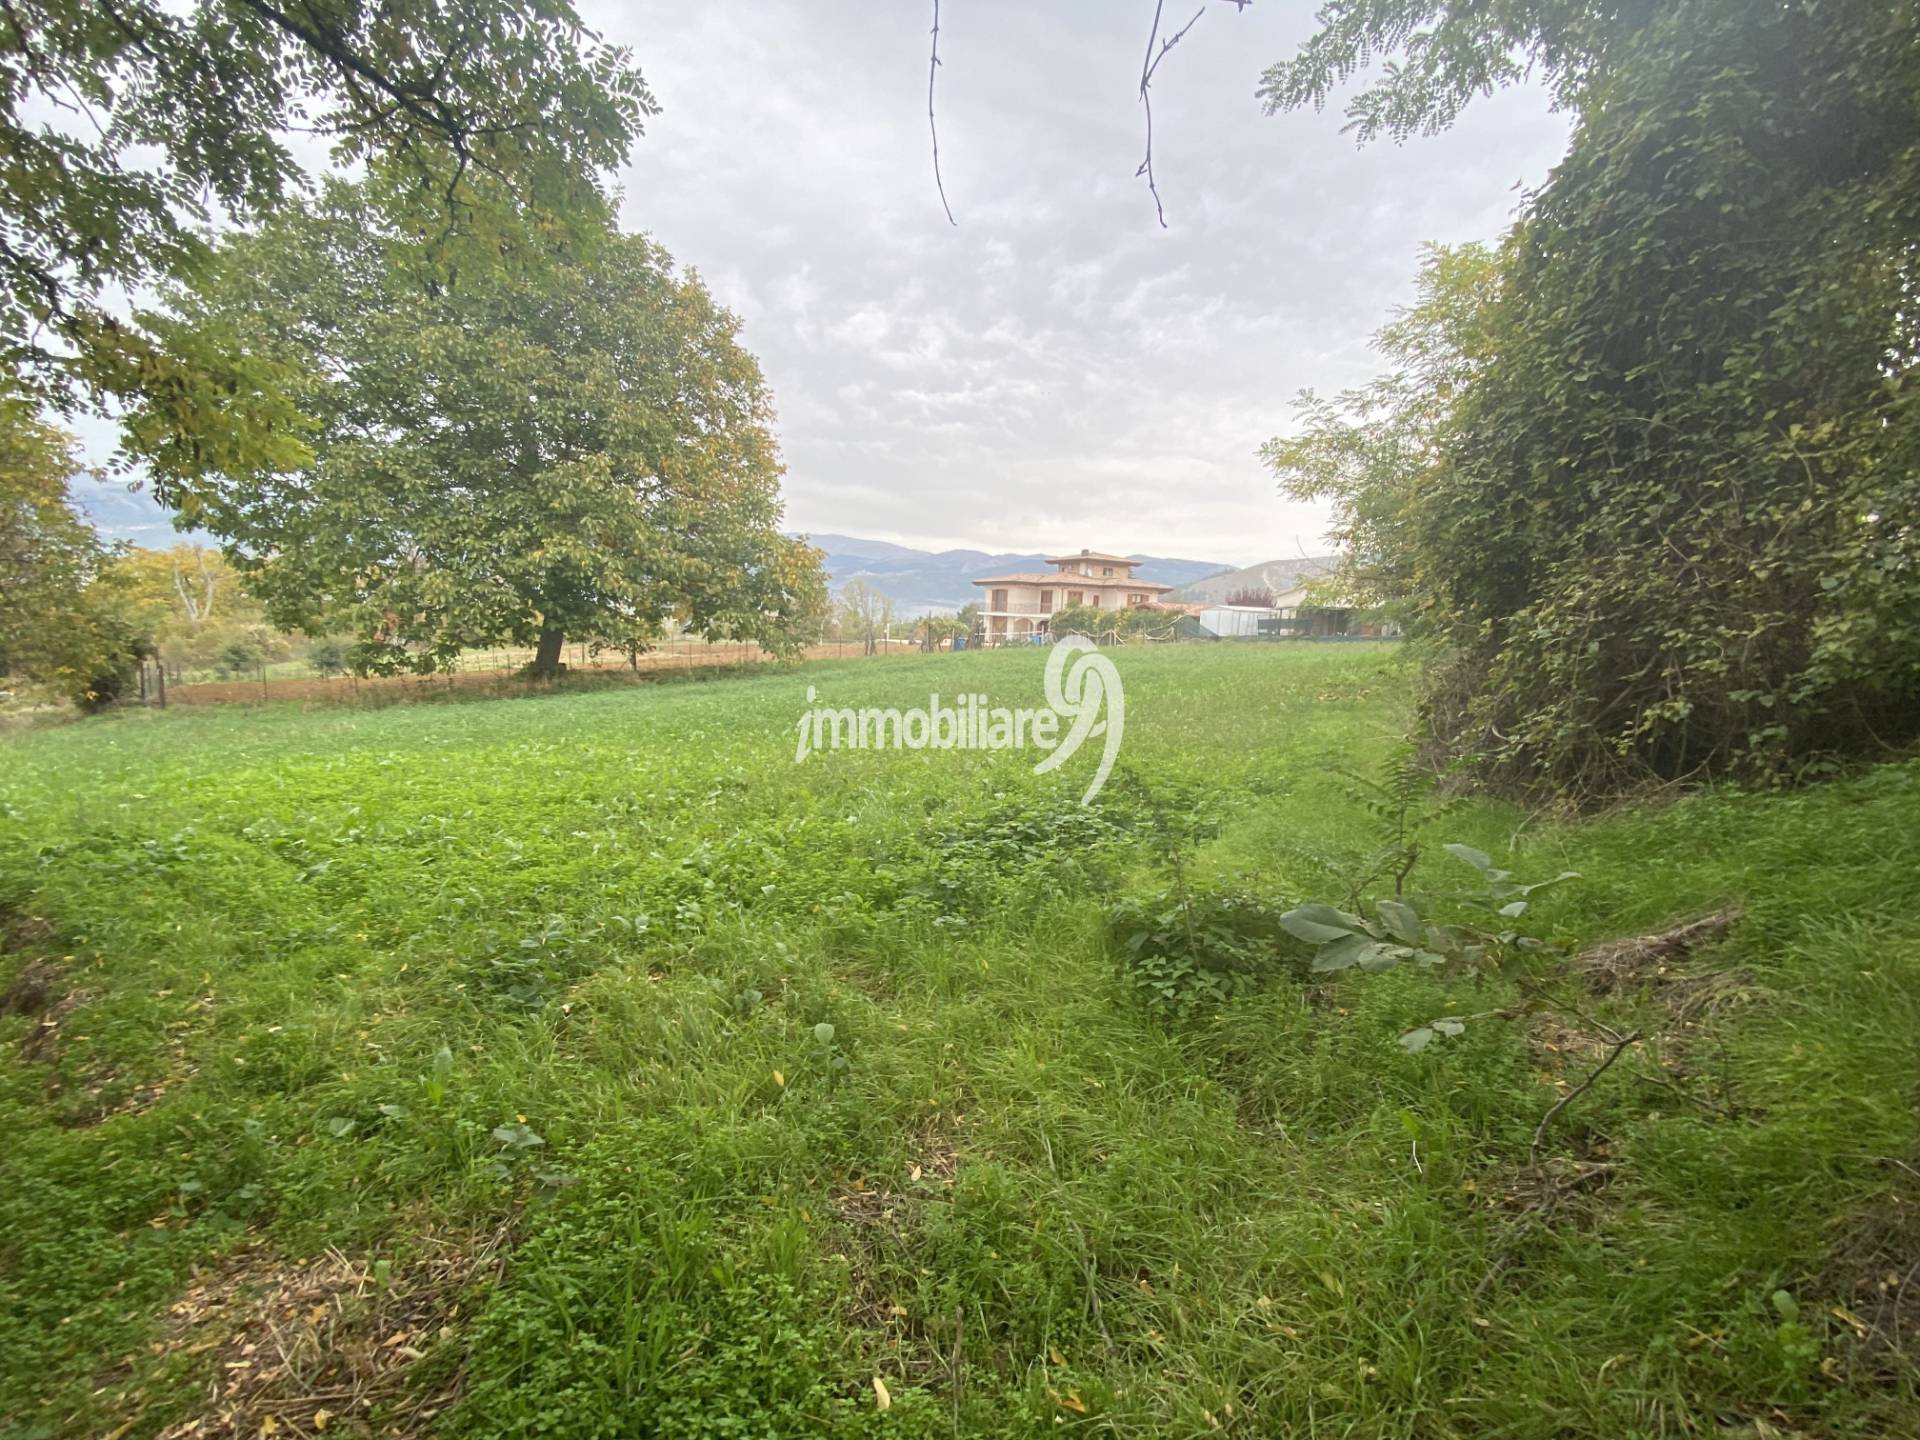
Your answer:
[142,635,936,709]
[136,626,1394,710]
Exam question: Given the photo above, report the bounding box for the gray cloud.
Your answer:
[601,0,1570,565]
[80,1,1571,568]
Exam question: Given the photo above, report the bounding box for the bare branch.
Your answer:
[1531,1029,1641,1158]
[1136,0,1252,227]
[929,0,956,225]
[1136,3,1204,228]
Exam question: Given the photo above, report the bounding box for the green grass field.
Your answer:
[2,644,1917,1438]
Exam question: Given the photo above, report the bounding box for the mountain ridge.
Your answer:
[1168,555,1342,604]
[797,533,1237,614]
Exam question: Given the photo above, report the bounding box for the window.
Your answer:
[1129,593,1145,606]
[1089,594,1101,607]
[991,589,1007,610]
[1067,590,1082,606]
[1102,566,1115,576]
[1040,589,1053,609]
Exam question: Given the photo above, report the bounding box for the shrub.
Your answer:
[307,637,348,677]
[1109,887,1307,1011]
[214,639,263,678]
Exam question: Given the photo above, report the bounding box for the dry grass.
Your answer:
[124,1227,510,1439]
[1817,1159,1920,1388]
[2,956,88,1066]
[1572,907,1743,996]
[831,1132,965,1388]
[0,906,56,955]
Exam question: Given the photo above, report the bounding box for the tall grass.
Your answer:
[1,644,1915,1437]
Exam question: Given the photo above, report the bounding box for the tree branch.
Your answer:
[1136,2,1248,227]
[928,0,956,225]
[1531,1029,1640,1158]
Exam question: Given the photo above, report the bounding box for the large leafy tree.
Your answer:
[1,0,653,466]
[144,185,827,672]
[1264,1,1920,793]
[1259,1,1665,140]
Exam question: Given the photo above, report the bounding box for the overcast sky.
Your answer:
[78,0,1572,569]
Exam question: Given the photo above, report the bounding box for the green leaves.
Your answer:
[3,0,656,443]
[1374,898,1423,946]
[1282,841,1581,1051]
[151,191,827,666]
[1443,844,1495,875]
[1111,886,1302,1011]
[1445,844,1577,919]
[1398,1017,1467,1053]
[1279,903,1364,945]
[1280,896,1440,974]
[1262,2,1920,796]
[1311,931,1380,974]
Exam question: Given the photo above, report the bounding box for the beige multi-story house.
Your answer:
[970,549,1174,643]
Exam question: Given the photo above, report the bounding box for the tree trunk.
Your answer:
[531,627,566,674]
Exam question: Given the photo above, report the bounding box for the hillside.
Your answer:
[802,533,1234,613]
[1169,554,1341,603]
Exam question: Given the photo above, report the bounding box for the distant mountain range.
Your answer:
[1168,555,1341,604]
[801,534,1237,614]
[75,498,1331,617]
[71,479,208,550]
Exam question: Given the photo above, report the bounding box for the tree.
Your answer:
[1,0,654,463]
[0,400,148,705]
[1264,1,1920,794]
[915,613,968,650]
[1050,602,1169,642]
[835,581,897,656]
[1223,587,1275,609]
[1262,243,1502,620]
[308,637,349,678]
[94,545,223,638]
[1258,1,1657,142]
[143,183,828,673]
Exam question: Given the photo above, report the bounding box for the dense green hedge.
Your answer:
[1270,1,1920,797]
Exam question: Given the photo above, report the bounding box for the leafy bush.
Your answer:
[1281,843,1577,1050]
[214,639,263,678]
[1266,2,1920,797]
[903,798,1143,919]
[1110,887,1306,1011]
[307,637,348,677]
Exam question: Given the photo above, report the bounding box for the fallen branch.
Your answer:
[1532,1029,1641,1159]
